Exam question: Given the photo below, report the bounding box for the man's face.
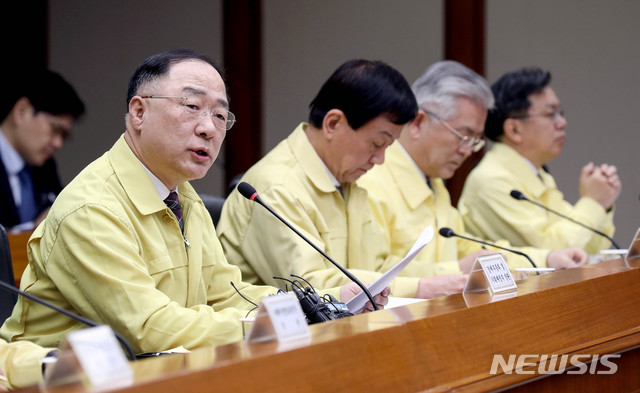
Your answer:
[328,115,403,183]
[132,60,228,189]
[413,97,487,179]
[14,105,73,166]
[516,86,567,166]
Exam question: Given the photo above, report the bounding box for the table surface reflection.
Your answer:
[17,257,640,393]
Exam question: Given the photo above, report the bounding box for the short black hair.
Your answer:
[0,69,85,122]
[126,48,225,111]
[485,67,551,141]
[308,59,417,130]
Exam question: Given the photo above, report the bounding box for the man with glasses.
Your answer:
[0,69,85,231]
[459,67,621,254]
[360,62,587,293]
[1,50,384,355]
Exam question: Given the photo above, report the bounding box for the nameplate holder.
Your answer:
[246,293,310,344]
[68,325,133,390]
[624,227,640,265]
[42,325,133,392]
[463,253,517,297]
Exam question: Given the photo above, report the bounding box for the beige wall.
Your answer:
[49,0,639,247]
[262,0,442,151]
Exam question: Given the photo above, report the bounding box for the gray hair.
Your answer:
[411,60,494,121]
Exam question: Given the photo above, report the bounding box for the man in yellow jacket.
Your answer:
[217,59,445,298]
[1,50,381,357]
[360,61,588,297]
[459,67,620,254]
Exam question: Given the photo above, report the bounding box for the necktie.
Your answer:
[17,167,38,223]
[164,191,183,232]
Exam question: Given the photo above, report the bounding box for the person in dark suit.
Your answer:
[0,69,85,231]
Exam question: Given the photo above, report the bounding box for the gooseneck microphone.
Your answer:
[237,182,378,311]
[438,227,538,268]
[510,190,620,249]
[0,280,137,361]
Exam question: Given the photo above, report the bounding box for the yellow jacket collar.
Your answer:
[385,142,433,210]
[489,142,555,199]
[109,135,199,216]
[289,123,341,194]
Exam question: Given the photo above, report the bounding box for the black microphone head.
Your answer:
[439,227,455,238]
[237,182,258,201]
[510,190,527,201]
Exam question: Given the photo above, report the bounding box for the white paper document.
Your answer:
[345,225,433,313]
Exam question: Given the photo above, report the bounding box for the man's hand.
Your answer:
[0,369,8,391]
[415,274,468,299]
[579,162,622,210]
[458,250,501,273]
[546,247,588,269]
[339,283,389,313]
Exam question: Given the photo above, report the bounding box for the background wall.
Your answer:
[48,0,639,248]
[262,0,442,151]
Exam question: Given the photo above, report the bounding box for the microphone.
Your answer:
[237,182,379,311]
[273,275,353,324]
[510,190,620,249]
[0,280,137,361]
[438,227,538,268]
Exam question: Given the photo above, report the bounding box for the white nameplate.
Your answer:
[478,254,517,294]
[246,293,310,343]
[66,325,133,389]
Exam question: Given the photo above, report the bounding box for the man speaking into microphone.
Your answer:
[459,68,621,254]
[1,50,384,357]
[359,61,586,294]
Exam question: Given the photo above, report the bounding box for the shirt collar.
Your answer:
[319,159,341,188]
[521,155,540,176]
[0,127,26,175]
[139,162,175,200]
[290,123,342,193]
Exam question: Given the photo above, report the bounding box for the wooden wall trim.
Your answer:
[444,0,486,206]
[222,0,263,189]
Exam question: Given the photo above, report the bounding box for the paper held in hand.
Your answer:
[345,225,433,313]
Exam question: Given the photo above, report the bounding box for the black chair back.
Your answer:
[199,194,226,226]
[0,225,18,324]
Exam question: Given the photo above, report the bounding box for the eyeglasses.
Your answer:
[424,110,485,153]
[140,95,236,131]
[510,108,565,123]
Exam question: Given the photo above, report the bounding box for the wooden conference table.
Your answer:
[14,257,640,393]
[7,231,30,287]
